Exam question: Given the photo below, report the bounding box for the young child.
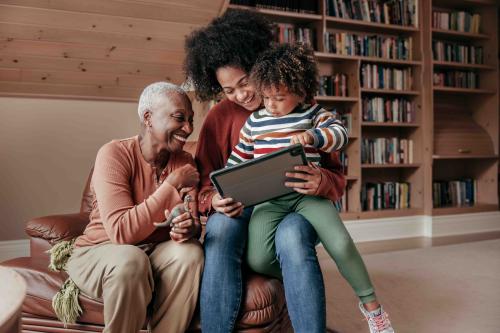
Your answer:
[226,43,395,333]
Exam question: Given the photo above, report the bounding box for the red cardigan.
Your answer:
[195,99,346,216]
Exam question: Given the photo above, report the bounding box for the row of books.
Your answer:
[433,70,478,89]
[360,64,413,90]
[432,10,481,33]
[229,0,318,14]
[433,179,477,208]
[432,40,483,65]
[362,97,415,123]
[329,108,353,133]
[361,138,414,164]
[324,32,413,60]
[318,74,348,96]
[325,0,418,27]
[361,182,411,211]
[339,151,348,175]
[334,191,348,212]
[274,24,316,49]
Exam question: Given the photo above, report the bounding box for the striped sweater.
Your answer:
[227,103,348,167]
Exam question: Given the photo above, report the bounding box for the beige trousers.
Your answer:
[66,239,204,333]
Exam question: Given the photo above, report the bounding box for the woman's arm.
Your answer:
[93,143,184,245]
[195,110,224,216]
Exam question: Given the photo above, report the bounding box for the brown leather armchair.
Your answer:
[1,159,292,332]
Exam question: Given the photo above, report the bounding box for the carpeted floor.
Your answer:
[319,239,500,333]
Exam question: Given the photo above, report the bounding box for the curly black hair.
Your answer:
[250,43,318,101]
[184,9,274,101]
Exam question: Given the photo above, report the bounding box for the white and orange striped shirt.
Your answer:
[227,104,348,166]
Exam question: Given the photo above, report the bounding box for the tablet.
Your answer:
[210,144,308,207]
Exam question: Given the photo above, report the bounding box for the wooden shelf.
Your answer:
[361,163,421,169]
[345,175,358,181]
[344,208,423,220]
[433,87,495,94]
[314,52,422,65]
[432,61,496,71]
[361,88,420,95]
[362,122,420,128]
[432,0,497,8]
[432,28,489,40]
[325,16,419,33]
[227,4,322,21]
[432,204,498,216]
[433,154,498,160]
[315,95,358,102]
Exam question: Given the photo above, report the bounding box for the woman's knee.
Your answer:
[275,214,318,263]
[109,245,151,282]
[205,213,247,245]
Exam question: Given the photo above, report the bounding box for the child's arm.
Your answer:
[226,120,255,166]
[307,108,348,153]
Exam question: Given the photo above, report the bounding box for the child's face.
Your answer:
[262,85,305,117]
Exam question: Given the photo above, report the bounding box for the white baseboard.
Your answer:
[346,216,425,243]
[347,211,500,243]
[429,211,500,237]
[0,239,29,262]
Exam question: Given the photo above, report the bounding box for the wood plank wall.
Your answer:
[0,0,228,101]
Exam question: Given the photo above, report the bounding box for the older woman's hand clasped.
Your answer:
[169,211,201,243]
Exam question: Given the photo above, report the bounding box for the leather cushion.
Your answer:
[1,257,286,328]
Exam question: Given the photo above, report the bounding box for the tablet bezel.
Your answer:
[209,144,308,207]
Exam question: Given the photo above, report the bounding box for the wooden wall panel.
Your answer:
[0,23,186,51]
[1,0,224,25]
[0,0,228,100]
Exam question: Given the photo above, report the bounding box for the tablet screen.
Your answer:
[210,144,307,207]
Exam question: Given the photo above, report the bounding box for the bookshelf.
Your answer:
[424,0,499,215]
[226,0,498,220]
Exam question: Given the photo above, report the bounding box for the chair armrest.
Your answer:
[25,213,89,245]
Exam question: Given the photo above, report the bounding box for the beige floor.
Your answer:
[318,233,500,333]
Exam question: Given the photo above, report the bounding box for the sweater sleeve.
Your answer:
[195,109,225,216]
[93,143,182,245]
[308,108,348,153]
[226,120,254,167]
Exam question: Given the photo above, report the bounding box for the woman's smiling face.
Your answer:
[144,92,194,155]
[215,66,262,112]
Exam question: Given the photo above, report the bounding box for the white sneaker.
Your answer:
[358,302,395,333]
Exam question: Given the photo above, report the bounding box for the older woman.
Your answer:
[184,10,346,333]
[65,82,204,333]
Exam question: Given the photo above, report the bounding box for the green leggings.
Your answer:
[246,192,376,303]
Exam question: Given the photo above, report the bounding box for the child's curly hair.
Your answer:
[250,43,318,101]
[184,9,274,101]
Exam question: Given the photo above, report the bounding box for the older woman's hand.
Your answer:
[169,211,201,243]
[284,163,322,195]
[212,193,244,217]
[165,164,199,190]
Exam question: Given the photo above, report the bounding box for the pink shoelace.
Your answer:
[370,312,391,330]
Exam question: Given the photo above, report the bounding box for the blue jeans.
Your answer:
[200,210,325,333]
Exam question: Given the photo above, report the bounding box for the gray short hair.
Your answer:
[137,82,187,122]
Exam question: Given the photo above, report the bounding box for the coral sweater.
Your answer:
[195,99,346,216]
[75,136,194,247]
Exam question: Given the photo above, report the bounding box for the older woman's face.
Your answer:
[147,92,194,154]
[216,66,262,111]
